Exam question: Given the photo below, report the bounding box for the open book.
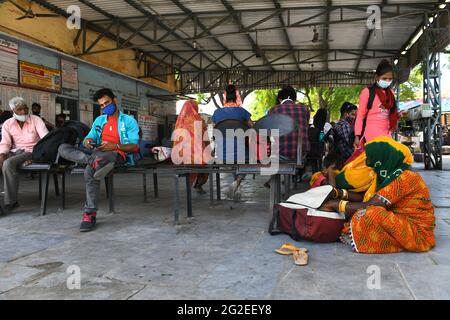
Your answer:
[279,185,345,220]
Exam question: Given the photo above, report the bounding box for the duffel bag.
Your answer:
[268,185,345,243]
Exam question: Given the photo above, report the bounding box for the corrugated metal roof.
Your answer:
[35,0,446,77]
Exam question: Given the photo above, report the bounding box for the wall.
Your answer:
[0,0,176,92]
[0,33,176,136]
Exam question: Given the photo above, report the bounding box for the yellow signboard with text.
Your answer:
[19,61,61,92]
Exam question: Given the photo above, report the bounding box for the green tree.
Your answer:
[310,86,363,121]
[196,93,207,104]
[248,89,279,121]
[248,86,362,122]
[400,64,423,101]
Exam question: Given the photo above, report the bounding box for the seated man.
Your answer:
[58,88,139,232]
[0,97,49,214]
[332,102,358,162]
[32,102,55,131]
[212,103,253,201]
[268,86,310,162]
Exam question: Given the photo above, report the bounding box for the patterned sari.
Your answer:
[342,137,435,253]
[172,100,211,187]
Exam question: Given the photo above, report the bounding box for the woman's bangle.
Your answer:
[116,144,120,151]
[342,189,348,200]
[332,187,339,199]
[339,200,348,214]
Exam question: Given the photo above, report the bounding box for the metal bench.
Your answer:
[17,161,73,215]
[137,162,301,224]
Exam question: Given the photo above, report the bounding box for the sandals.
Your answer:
[275,243,308,255]
[275,243,309,266]
[292,249,309,266]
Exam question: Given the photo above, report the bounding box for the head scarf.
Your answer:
[335,151,375,193]
[364,136,413,191]
[172,100,211,164]
[374,85,399,130]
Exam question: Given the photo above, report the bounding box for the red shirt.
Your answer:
[101,116,126,160]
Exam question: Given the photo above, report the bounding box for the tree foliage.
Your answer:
[248,89,279,121]
[399,64,423,101]
[196,93,207,104]
[309,86,363,121]
[239,65,428,123]
[247,86,362,122]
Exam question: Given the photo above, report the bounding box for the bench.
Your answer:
[17,161,74,215]
[24,112,306,223]
[137,162,302,224]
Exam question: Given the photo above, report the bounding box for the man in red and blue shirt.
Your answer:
[268,86,310,162]
[58,88,139,232]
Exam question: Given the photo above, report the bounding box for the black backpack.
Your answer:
[32,121,90,163]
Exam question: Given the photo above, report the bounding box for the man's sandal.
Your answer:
[292,249,309,266]
[275,243,308,255]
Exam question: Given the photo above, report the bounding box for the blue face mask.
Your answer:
[377,79,392,89]
[102,102,116,115]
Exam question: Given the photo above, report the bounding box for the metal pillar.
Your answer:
[394,68,401,142]
[422,17,443,170]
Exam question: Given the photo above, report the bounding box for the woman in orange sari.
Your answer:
[172,100,211,193]
[320,137,435,254]
[223,84,242,107]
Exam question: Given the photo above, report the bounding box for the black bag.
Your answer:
[32,121,90,163]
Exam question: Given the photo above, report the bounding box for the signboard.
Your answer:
[19,60,61,92]
[61,59,78,98]
[0,38,19,85]
[138,114,158,141]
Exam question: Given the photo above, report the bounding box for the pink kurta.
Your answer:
[354,87,394,142]
[0,115,49,154]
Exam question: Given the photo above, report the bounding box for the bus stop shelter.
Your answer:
[32,0,450,168]
[1,0,450,300]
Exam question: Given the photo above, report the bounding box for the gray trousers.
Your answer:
[1,150,32,205]
[58,144,125,213]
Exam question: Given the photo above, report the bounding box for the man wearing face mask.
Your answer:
[331,102,358,162]
[58,88,139,232]
[0,97,49,214]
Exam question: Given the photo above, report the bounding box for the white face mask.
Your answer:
[13,113,29,122]
[377,79,392,89]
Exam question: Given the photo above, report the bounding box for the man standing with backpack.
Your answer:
[0,97,49,215]
[58,88,139,232]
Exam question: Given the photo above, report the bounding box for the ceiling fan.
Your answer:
[296,26,334,44]
[8,0,60,20]
[253,30,263,58]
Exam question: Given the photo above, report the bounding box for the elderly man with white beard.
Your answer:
[0,97,48,215]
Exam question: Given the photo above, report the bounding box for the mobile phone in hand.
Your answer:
[89,141,101,148]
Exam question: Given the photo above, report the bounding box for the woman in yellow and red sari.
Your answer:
[172,100,211,193]
[320,137,435,254]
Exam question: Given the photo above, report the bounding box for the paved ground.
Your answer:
[0,157,450,300]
